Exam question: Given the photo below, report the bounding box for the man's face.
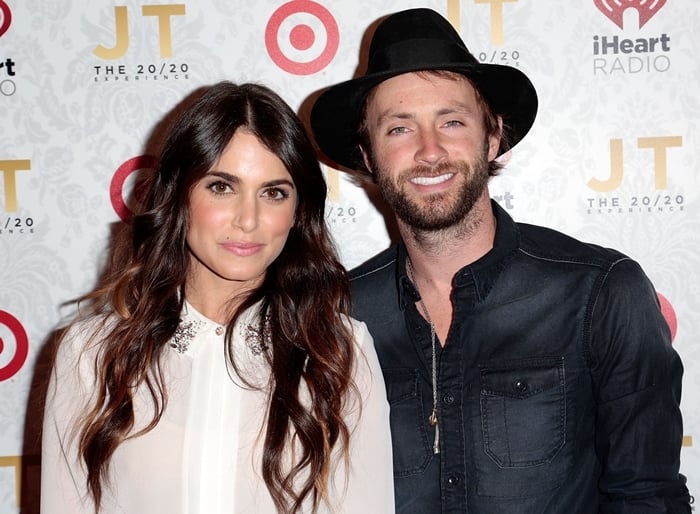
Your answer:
[362,72,500,231]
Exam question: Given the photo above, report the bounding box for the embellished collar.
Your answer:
[169,301,270,357]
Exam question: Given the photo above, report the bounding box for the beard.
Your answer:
[373,147,491,232]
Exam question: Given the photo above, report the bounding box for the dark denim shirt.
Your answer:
[350,202,690,514]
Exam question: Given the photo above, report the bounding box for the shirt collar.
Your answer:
[397,200,519,309]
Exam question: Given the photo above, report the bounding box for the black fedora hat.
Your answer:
[310,8,538,174]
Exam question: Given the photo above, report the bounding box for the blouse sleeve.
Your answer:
[334,318,395,513]
[41,322,98,514]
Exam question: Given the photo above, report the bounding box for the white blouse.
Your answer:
[41,302,394,513]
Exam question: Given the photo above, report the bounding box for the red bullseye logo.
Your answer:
[657,292,677,343]
[0,1,11,38]
[110,155,158,222]
[265,0,339,75]
[0,310,29,381]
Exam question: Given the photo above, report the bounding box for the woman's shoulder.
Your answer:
[342,315,373,350]
[56,313,117,365]
[343,315,382,383]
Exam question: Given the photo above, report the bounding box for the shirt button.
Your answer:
[514,380,528,393]
[215,326,224,336]
[442,393,455,404]
[447,474,460,485]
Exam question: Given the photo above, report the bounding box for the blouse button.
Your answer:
[215,326,224,336]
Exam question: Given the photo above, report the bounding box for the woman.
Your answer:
[41,82,394,513]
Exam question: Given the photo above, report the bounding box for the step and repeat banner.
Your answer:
[1,0,698,511]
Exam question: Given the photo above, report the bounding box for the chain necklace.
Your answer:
[406,258,440,455]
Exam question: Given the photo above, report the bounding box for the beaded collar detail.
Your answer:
[169,305,270,356]
[170,319,206,354]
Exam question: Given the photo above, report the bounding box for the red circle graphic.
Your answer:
[0,1,11,38]
[0,310,29,381]
[290,24,315,51]
[265,0,339,75]
[110,155,158,222]
[656,292,677,343]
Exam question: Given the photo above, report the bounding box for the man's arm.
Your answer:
[589,258,691,513]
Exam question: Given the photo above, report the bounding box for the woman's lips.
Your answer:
[220,242,264,257]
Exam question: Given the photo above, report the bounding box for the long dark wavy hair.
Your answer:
[71,81,356,513]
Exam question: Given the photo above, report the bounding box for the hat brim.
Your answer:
[310,63,538,173]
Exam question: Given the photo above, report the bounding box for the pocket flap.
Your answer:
[480,358,563,400]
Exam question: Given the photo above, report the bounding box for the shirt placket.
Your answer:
[441,272,479,513]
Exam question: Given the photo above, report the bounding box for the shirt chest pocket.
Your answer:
[383,368,432,477]
[479,357,566,468]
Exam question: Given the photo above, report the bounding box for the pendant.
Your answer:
[428,410,438,426]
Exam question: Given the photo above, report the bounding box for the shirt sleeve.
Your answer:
[589,258,691,513]
[41,323,98,514]
[332,318,395,513]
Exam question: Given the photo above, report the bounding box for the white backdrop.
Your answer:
[1,1,698,511]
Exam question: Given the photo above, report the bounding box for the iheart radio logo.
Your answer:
[594,0,666,30]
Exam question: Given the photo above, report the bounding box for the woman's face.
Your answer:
[186,129,297,300]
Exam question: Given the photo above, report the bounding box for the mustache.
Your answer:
[402,161,471,180]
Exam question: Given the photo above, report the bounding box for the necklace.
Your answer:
[406,258,440,455]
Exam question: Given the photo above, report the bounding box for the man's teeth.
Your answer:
[410,173,453,185]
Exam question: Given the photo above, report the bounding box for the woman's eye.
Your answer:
[207,181,232,194]
[263,187,289,201]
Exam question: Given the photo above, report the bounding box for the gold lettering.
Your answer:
[142,4,186,58]
[323,165,340,203]
[587,139,623,192]
[93,6,129,60]
[446,0,461,30]
[638,136,682,189]
[0,159,31,212]
[0,456,21,507]
[475,0,518,46]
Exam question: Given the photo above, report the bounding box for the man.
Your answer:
[309,8,691,514]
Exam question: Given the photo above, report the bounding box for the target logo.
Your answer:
[265,0,339,75]
[657,292,677,343]
[110,155,157,222]
[0,1,11,38]
[0,310,29,381]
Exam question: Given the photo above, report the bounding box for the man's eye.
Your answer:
[388,126,408,135]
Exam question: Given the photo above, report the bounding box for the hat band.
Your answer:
[367,39,480,75]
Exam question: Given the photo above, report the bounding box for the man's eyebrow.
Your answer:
[437,103,477,116]
[374,103,477,126]
[375,110,414,127]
